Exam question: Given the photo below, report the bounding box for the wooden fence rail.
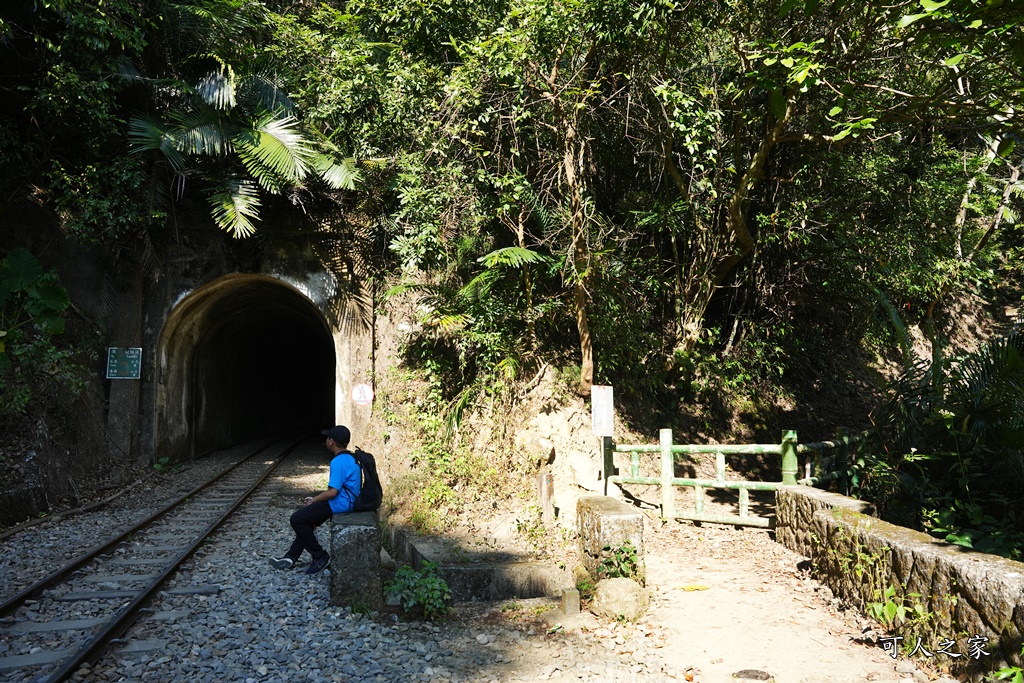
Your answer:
[601,428,872,527]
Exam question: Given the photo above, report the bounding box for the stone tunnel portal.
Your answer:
[155,275,335,462]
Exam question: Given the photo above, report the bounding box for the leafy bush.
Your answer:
[0,249,86,416]
[385,561,451,621]
[857,327,1024,559]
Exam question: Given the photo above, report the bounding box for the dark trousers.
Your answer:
[285,501,332,561]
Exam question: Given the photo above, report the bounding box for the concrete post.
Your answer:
[660,429,674,521]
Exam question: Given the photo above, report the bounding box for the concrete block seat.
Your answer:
[329,511,382,610]
[577,496,644,580]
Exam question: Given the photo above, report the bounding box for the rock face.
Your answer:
[329,511,383,610]
[776,486,1024,678]
[592,578,649,621]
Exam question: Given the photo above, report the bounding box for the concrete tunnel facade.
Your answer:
[152,273,369,462]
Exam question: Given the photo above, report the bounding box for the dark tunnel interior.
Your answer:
[187,280,335,455]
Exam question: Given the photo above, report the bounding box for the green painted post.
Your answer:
[602,436,615,496]
[836,427,849,496]
[660,429,674,521]
[781,430,798,486]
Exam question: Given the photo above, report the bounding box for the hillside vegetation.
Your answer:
[1,1,1022,553]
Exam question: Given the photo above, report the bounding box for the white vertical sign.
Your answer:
[591,385,614,437]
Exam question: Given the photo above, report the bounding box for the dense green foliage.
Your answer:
[0,249,85,417]
[859,327,1024,559]
[1,1,1022,550]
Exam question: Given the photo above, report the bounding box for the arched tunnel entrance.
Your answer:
[155,275,336,462]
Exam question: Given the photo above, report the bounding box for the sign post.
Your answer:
[591,385,614,437]
[106,347,142,380]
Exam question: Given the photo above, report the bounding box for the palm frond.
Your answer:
[478,246,554,269]
[458,270,500,301]
[444,384,476,441]
[168,109,233,157]
[234,115,313,191]
[195,68,236,110]
[424,312,470,332]
[208,177,261,237]
[313,154,362,190]
[383,281,432,299]
[127,116,188,172]
[871,285,913,365]
[494,356,520,382]
[244,71,296,116]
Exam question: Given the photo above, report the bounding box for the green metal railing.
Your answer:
[601,428,871,528]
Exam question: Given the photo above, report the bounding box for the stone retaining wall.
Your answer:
[776,486,1024,678]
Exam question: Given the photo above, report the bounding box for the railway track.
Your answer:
[0,434,308,683]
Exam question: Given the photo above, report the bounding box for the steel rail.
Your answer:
[0,433,299,618]
[40,434,308,683]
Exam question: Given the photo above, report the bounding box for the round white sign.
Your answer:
[351,383,374,406]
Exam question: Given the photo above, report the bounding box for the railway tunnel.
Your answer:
[154,274,336,461]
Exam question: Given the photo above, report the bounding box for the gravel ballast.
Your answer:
[1,440,675,683]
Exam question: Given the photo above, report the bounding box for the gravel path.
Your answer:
[0,441,965,683]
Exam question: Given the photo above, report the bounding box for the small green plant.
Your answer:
[385,561,451,621]
[349,598,373,616]
[515,505,548,549]
[598,540,642,582]
[867,584,932,631]
[576,574,596,597]
[988,643,1024,683]
[153,457,171,473]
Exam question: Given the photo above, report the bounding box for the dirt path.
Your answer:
[641,519,951,683]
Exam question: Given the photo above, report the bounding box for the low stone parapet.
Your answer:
[387,526,573,602]
[777,486,1024,678]
[329,511,382,610]
[577,495,644,580]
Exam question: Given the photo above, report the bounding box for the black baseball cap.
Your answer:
[321,425,351,445]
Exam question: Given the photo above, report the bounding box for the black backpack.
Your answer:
[348,448,383,512]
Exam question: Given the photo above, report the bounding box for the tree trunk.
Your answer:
[660,93,792,356]
[563,116,594,396]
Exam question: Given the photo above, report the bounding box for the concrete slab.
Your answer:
[8,617,108,632]
[106,558,172,565]
[0,648,76,670]
[113,639,169,653]
[56,590,136,600]
[79,574,160,583]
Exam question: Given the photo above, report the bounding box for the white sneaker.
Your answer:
[269,557,295,570]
